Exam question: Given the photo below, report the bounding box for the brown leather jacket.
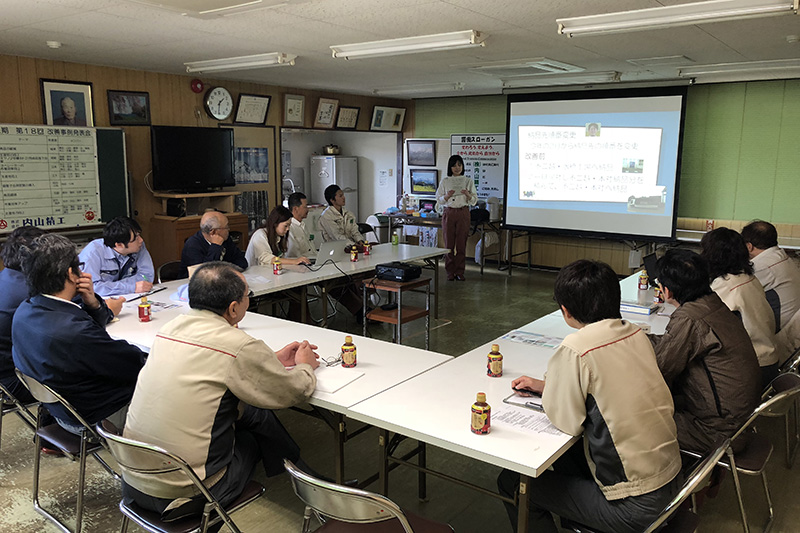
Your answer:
[649,293,761,453]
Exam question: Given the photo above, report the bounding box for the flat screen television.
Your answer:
[151,125,235,192]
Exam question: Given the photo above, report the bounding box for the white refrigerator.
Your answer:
[310,156,359,222]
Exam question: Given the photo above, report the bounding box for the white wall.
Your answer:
[280,129,399,222]
[403,137,450,208]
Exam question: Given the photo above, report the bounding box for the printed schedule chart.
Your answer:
[0,124,100,232]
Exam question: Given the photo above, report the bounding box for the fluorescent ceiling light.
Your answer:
[373,82,466,96]
[331,30,484,60]
[557,0,798,37]
[502,71,621,88]
[184,52,296,73]
[678,58,800,81]
[128,0,290,18]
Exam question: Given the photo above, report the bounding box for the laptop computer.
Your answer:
[642,252,660,287]
[309,240,351,265]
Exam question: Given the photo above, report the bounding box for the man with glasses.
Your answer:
[79,216,155,296]
[123,262,320,520]
[181,210,247,278]
[12,234,146,434]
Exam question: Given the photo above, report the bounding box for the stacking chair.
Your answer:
[760,371,800,468]
[157,260,187,283]
[284,458,454,533]
[684,372,800,533]
[96,420,265,533]
[15,369,119,533]
[0,380,37,448]
[561,438,730,533]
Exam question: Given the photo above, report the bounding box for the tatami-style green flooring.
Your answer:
[1,263,798,532]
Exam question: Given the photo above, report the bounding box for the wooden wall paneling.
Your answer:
[0,55,23,124]
[35,57,56,82]
[17,57,41,124]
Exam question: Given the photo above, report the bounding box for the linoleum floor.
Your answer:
[1,263,797,532]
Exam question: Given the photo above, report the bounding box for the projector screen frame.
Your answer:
[502,86,687,243]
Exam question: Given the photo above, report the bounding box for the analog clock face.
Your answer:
[204,87,233,121]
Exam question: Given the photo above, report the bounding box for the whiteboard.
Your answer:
[0,124,101,233]
[450,133,506,199]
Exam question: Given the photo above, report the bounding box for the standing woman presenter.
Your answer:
[435,155,477,281]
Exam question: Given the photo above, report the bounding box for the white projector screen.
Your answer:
[504,87,686,240]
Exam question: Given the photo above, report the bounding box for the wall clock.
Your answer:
[204,86,233,121]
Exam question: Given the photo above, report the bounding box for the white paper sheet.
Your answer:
[501,330,563,349]
[492,406,564,436]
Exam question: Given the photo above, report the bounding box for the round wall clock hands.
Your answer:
[204,86,233,121]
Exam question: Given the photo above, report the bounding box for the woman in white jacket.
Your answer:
[701,227,778,387]
[246,206,310,267]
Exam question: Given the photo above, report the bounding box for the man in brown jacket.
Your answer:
[649,249,761,453]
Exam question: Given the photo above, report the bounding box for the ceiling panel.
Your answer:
[0,0,796,97]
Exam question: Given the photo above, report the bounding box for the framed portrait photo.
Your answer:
[336,106,360,130]
[41,79,94,127]
[370,105,406,132]
[107,90,150,126]
[235,93,271,125]
[407,140,436,166]
[314,98,339,129]
[284,94,305,126]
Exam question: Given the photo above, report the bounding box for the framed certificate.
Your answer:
[314,98,339,129]
[284,94,305,126]
[234,94,271,125]
[336,106,360,130]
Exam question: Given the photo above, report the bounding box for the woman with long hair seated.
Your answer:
[701,227,778,387]
[246,206,310,267]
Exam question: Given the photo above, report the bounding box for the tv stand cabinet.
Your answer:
[148,212,250,269]
[153,191,240,216]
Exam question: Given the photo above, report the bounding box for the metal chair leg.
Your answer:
[760,471,774,533]
[119,514,130,533]
[302,505,313,533]
[726,447,750,533]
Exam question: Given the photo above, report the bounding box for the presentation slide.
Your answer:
[504,87,686,240]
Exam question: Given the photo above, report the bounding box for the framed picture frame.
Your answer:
[235,93,271,125]
[107,90,150,126]
[336,106,360,130]
[407,140,436,166]
[314,97,339,129]
[370,105,406,132]
[41,79,94,127]
[284,94,305,126]
[410,168,439,195]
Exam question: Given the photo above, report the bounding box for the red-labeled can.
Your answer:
[138,297,151,322]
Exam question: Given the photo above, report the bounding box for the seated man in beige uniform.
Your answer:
[741,220,800,332]
[498,260,681,533]
[122,262,320,520]
[318,184,365,245]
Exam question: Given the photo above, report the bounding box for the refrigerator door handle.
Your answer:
[341,187,357,192]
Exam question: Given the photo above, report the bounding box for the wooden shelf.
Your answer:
[367,306,428,325]
[148,212,249,269]
[153,191,241,216]
[362,276,431,348]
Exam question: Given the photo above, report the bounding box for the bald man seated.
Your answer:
[181,211,248,278]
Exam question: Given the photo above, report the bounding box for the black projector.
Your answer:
[376,262,422,282]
